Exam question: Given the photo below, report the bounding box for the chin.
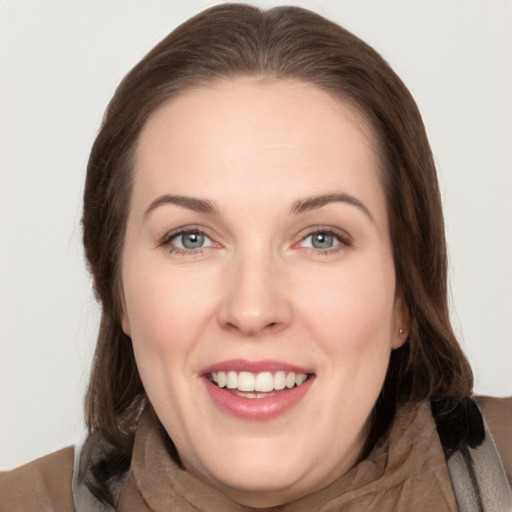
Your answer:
[219,463,303,493]
[184,442,315,507]
[212,472,307,509]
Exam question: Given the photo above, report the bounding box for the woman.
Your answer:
[1,4,511,511]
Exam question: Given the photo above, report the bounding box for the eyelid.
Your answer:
[158,225,220,253]
[159,224,207,242]
[157,224,351,255]
[299,225,352,242]
[295,225,352,251]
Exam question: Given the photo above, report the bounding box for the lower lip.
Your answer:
[203,377,314,421]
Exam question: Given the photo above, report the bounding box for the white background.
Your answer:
[1,0,511,470]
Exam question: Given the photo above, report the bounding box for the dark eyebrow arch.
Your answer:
[291,193,374,223]
[144,194,220,217]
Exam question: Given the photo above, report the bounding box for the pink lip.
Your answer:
[201,358,313,375]
[201,359,315,421]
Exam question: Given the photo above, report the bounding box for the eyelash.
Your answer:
[159,226,351,256]
[159,226,216,256]
[297,227,352,255]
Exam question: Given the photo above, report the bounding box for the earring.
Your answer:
[399,328,404,335]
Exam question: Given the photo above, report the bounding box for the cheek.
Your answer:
[297,260,396,373]
[121,265,208,421]
[121,267,203,399]
[122,260,206,349]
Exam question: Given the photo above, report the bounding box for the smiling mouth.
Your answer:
[207,370,312,399]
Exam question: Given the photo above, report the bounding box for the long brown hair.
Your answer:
[82,3,472,503]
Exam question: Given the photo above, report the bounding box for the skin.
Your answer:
[120,77,409,508]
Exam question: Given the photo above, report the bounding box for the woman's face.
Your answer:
[121,78,407,507]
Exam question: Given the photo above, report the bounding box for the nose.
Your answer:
[217,252,293,337]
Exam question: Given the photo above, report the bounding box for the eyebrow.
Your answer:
[144,191,374,222]
[144,194,221,217]
[291,192,374,223]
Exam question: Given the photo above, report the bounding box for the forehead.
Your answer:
[132,77,386,224]
[137,77,376,161]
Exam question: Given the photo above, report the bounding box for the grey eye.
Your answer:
[310,232,335,249]
[164,229,215,253]
[179,232,206,249]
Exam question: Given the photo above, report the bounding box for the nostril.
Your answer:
[217,291,293,336]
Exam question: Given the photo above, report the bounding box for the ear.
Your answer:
[121,310,132,337]
[119,293,132,337]
[391,295,410,349]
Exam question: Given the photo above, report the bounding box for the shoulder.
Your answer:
[477,395,512,481]
[0,446,75,512]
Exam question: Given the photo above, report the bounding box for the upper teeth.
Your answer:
[211,371,307,392]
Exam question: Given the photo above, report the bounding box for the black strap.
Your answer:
[432,396,512,512]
